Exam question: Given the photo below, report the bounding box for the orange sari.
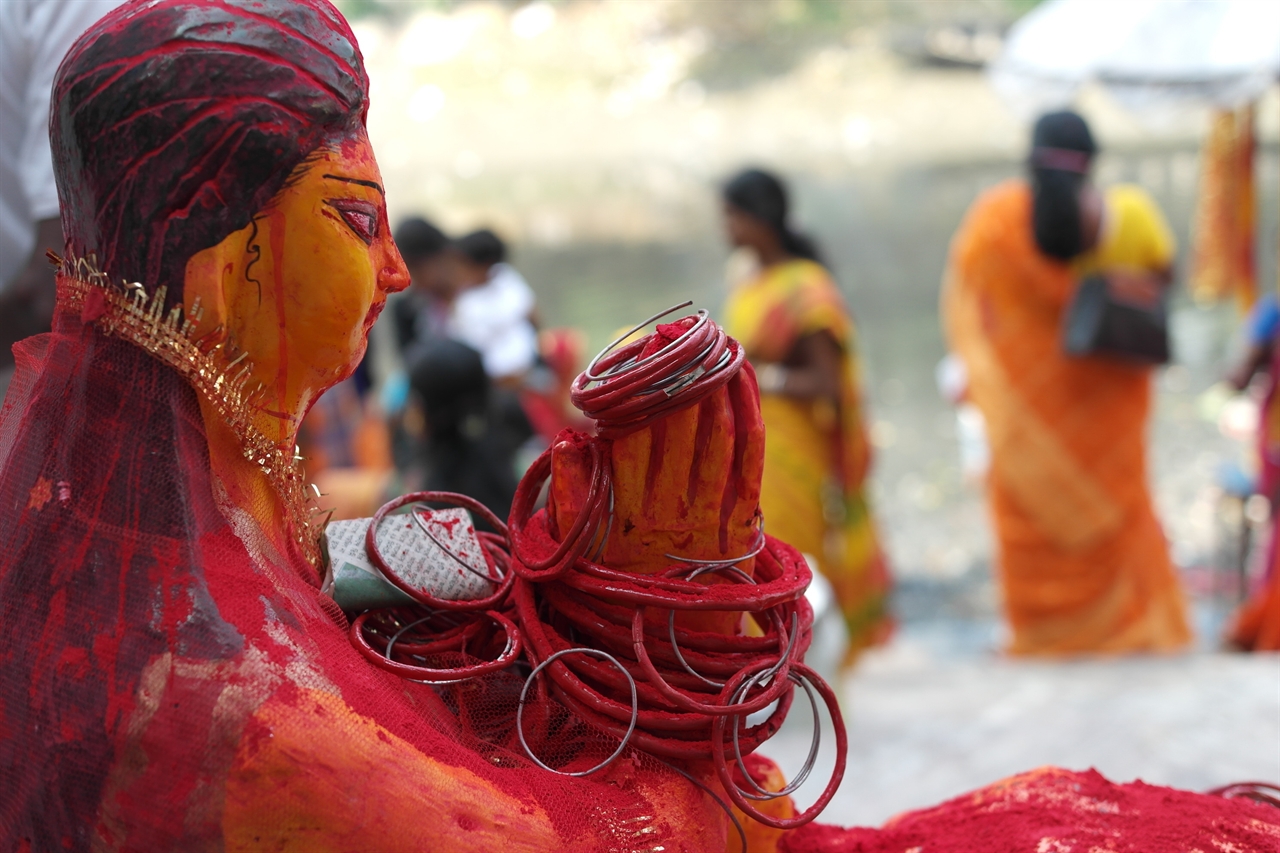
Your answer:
[943,181,1190,655]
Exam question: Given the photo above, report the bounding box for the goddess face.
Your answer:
[184,131,409,432]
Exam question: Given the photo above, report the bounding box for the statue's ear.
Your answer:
[182,222,253,342]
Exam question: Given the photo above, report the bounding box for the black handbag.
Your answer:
[1062,273,1170,364]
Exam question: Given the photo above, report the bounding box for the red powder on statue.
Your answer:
[638,318,696,359]
[780,768,1280,853]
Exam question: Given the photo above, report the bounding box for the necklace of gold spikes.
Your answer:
[52,251,325,572]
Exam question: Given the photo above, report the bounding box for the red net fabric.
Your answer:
[781,768,1280,853]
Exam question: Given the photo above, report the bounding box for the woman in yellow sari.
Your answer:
[721,169,892,662]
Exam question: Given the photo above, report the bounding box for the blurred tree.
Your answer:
[671,0,900,91]
[336,0,1037,85]
[338,0,524,23]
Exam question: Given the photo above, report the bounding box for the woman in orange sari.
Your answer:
[721,169,892,662]
[943,111,1190,655]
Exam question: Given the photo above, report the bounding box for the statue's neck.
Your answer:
[198,395,308,570]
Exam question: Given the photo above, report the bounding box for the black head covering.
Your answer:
[1029,110,1097,260]
[407,339,525,524]
[722,168,821,263]
[457,229,506,267]
[409,338,489,435]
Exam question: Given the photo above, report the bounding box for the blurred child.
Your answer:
[407,338,530,525]
[392,216,461,363]
[450,228,540,385]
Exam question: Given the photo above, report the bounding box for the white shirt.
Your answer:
[0,0,120,292]
[450,262,539,380]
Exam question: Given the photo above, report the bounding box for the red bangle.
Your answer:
[350,608,522,683]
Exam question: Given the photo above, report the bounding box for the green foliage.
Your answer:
[1006,0,1046,14]
[336,0,508,22]
[335,0,1040,86]
[672,0,892,91]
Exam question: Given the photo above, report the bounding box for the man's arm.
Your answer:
[0,217,61,368]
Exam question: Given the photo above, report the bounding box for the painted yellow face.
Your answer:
[184,131,409,438]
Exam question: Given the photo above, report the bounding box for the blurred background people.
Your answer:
[382,216,535,522]
[408,338,526,525]
[1229,526,1280,650]
[1224,295,1280,650]
[451,226,562,454]
[452,227,540,385]
[0,0,121,399]
[385,216,461,480]
[943,110,1190,655]
[307,0,1279,825]
[297,374,396,521]
[450,225,586,447]
[1223,291,1280,530]
[392,216,461,364]
[720,167,892,665]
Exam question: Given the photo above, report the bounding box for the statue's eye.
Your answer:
[326,200,379,244]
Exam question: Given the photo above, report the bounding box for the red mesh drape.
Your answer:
[780,768,1280,853]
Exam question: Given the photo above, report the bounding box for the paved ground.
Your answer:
[758,611,1280,828]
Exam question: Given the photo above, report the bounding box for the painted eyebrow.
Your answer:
[322,173,384,195]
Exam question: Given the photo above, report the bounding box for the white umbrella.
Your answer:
[990,0,1280,117]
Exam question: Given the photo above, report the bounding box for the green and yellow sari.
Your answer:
[724,259,892,661]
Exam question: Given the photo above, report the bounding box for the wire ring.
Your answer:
[631,602,798,717]
[711,661,848,829]
[730,669,821,800]
[667,610,726,689]
[662,562,761,688]
[572,306,744,439]
[517,647,639,777]
[1207,782,1280,809]
[386,613,453,660]
[581,301,699,383]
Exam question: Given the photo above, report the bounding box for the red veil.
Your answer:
[0,0,367,844]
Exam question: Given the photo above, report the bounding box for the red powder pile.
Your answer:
[780,767,1280,853]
